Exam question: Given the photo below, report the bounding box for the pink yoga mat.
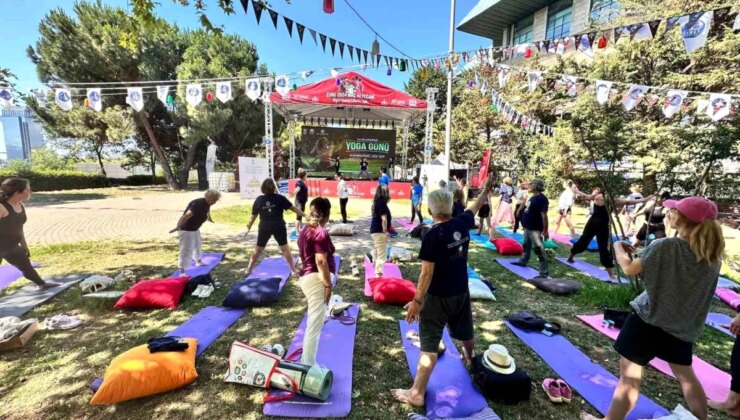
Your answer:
[363,257,403,297]
[716,288,740,310]
[578,314,730,402]
[397,218,418,230]
[549,232,573,246]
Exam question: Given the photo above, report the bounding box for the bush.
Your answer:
[114,175,168,186]
[0,170,108,191]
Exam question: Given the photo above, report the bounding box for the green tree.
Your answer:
[0,68,14,88]
[28,148,76,171]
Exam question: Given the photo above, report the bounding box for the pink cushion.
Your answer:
[114,276,191,310]
[492,238,524,255]
[369,277,416,305]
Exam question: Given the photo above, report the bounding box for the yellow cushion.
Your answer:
[90,338,198,405]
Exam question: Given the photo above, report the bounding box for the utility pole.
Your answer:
[444,0,456,181]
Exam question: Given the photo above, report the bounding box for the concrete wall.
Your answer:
[533,7,549,41]
[571,0,592,34]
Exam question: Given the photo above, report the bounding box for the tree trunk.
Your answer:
[94,144,108,178]
[137,112,180,189]
[642,167,657,195]
[178,141,200,190]
[150,148,156,183]
[693,162,714,196]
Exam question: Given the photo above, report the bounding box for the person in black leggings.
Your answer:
[568,185,651,279]
[709,312,740,417]
[631,191,671,247]
[0,178,58,289]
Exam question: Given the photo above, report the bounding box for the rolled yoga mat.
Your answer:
[469,232,496,251]
[171,252,225,277]
[715,288,740,310]
[706,312,734,338]
[578,314,730,402]
[0,273,86,318]
[0,262,41,291]
[495,258,539,281]
[555,257,630,285]
[399,321,490,419]
[264,303,361,418]
[505,321,669,419]
[363,257,403,297]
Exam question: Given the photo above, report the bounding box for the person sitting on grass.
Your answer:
[0,178,58,290]
[512,179,549,278]
[245,178,305,277]
[173,189,221,274]
[590,196,724,420]
[391,175,493,407]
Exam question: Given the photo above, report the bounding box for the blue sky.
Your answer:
[1,0,491,94]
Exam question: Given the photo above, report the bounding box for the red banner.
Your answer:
[472,149,491,188]
[288,179,411,200]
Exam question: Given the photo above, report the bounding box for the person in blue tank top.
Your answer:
[410,176,424,224]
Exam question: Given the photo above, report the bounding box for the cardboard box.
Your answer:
[0,319,38,352]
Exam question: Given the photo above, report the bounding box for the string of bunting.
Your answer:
[488,89,556,137]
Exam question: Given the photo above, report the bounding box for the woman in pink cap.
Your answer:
[594,196,725,420]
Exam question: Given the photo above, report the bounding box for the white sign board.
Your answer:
[420,164,449,192]
[239,157,269,199]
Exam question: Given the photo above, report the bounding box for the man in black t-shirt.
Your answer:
[392,176,493,408]
[292,170,309,234]
[174,189,221,273]
[359,158,369,179]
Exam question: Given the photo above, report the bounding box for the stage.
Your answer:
[287,179,411,200]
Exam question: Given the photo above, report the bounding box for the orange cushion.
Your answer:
[90,338,198,405]
[491,238,524,255]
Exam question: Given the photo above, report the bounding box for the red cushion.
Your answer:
[491,238,524,255]
[369,277,416,305]
[114,276,191,310]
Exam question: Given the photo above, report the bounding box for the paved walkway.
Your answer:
[24,191,246,245]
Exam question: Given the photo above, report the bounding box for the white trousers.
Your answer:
[178,230,202,269]
[299,272,326,366]
[370,233,389,277]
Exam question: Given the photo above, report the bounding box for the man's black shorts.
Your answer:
[295,201,305,222]
[256,223,288,247]
[419,292,474,353]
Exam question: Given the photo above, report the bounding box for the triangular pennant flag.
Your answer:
[614,27,624,43]
[283,17,294,37]
[156,86,169,105]
[480,80,488,97]
[563,76,578,97]
[363,50,369,64]
[320,34,327,51]
[216,81,232,103]
[268,9,278,29]
[348,45,354,61]
[329,38,336,56]
[542,40,551,52]
[574,34,584,46]
[662,90,687,118]
[55,88,73,111]
[664,16,681,35]
[735,13,740,32]
[275,75,290,96]
[309,29,318,45]
[647,20,662,38]
[245,78,261,101]
[400,59,407,72]
[628,24,643,40]
[0,88,14,109]
[185,84,203,107]
[301,71,313,79]
[680,11,713,53]
[707,93,732,121]
[239,0,249,13]
[384,56,391,69]
[696,99,710,115]
[126,87,144,111]
[622,85,649,111]
[85,88,101,112]
[251,0,263,25]
[338,41,345,59]
[527,71,542,93]
[587,32,597,46]
[296,23,305,43]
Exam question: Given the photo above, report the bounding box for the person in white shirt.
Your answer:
[554,180,577,236]
[513,179,529,233]
[336,174,349,224]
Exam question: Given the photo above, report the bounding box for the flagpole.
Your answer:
[444,0,456,181]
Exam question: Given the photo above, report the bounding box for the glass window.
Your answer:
[590,0,619,24]
[513,15,534,45]
[546,0,572,40]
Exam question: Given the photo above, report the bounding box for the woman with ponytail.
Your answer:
[0,178,58,289]
[596,196,724,420]
[297,197,335,366]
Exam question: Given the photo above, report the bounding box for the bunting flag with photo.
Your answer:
[706,93,733,121]
[0,88,13,109]
[126,87,144,111]
[662,90,687,118]
[563,76,578,97]
[274,75,290,96]
[157,86,170,105]
[622,85,649,111]
[680,10,713,53]
[245,78,261,101]
[55,88,73,111]
[595,80,613,104]
[86,88,102,111]
[185,84,202,107]
[528,71,542,92]
[216,81,232,103]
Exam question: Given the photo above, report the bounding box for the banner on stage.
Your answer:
[299,126,396,178]
[239,157,269,199]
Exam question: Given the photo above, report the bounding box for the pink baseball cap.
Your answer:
[663,196,718,223]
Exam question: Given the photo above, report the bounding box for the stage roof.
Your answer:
[269,71,428,122]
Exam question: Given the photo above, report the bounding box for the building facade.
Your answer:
[0,107,46,163]
[457,0,619,47]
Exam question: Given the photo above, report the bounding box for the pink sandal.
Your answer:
[542,378,562,403]
[556,379,572,403]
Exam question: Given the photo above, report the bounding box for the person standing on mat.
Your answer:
[631,191,671,248]
[0,178,58,290]
[709,312,740,417]
[491,177,515,230]
[512,179,550,278]
[359,158,369,179]
[568,185,651,280]
[391,175,493,407]
[477,193,492,237]
[554,180,577,236]
[336,174,349,224]
[599,196,724,420]
[410,176,424,224]
[452,189,465,218]
[245,178,305,277]
[297,197,335,366]
[291,170,309,234]
[454,175,469,203]
[513,179,529,234]
[173,189,221,274]
[370,185,392,277]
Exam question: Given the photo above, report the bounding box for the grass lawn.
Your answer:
[0,199,737,419]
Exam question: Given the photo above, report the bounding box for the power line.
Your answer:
[341,0,415,60]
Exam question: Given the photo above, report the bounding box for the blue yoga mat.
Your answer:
[171,252,225,277]
[505,321,668,419]
[570,235,621,252]
[706,312,734,338]
[496,226,524,242]
[718,276,738,290]
[469,232,496,251]
[166,306,246,357]
[399,321,489,419]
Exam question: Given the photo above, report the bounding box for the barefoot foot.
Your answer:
[37,281,60,290]
[391,388,425,407]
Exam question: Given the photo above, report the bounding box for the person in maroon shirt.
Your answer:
[297,197,336,366]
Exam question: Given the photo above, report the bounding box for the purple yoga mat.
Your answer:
[264,304,361,418]
[718,276,738,290]
[555,257,629,285]
[505,321,668,419]
[166,306,246,357]
[248,256,295,292]
[0,262,40,291]
[364,257,403,297]
[171,252,225,277]
[399,321,488,419]
[706,312,734,338]
[495,258,538,281]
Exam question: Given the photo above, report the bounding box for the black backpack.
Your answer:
[507,311,561,334]
[409,224,431,239]
[184,274,215,296]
